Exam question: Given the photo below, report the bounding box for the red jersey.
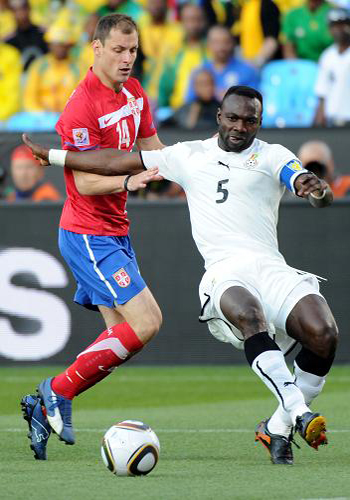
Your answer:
[56,69,156,235]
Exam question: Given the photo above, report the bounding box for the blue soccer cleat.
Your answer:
[21,394,51,460]
[37,377,75,445]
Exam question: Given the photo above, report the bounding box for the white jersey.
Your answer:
[315,45,350,124]
[141,137,306,270]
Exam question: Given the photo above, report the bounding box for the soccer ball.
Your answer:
[101,420,160,477]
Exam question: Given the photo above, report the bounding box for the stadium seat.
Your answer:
[4,111,60,132]
[260,60,319,128]
[155,106,174,123]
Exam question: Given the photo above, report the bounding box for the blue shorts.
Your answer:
[58,229,146,311]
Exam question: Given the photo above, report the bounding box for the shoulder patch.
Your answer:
[72,128,90,147]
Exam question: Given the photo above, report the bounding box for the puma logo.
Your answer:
[284,381,296,387]
[218,161,230,169]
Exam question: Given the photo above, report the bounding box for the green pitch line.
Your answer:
[0,365,349,500]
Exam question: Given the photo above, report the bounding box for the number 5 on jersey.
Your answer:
[116,119,130,149]
[216,179,229,204]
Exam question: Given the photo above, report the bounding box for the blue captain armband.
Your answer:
[279,159,308,194]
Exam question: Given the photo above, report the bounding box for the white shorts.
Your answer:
[199,252,323,353]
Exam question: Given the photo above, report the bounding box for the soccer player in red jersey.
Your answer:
[21,14,165,460]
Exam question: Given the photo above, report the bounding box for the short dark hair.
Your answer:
[93,14,138,45]
[221,86,263,113]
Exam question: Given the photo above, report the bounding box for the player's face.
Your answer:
[217,95,262,153]
[94,28,138,87]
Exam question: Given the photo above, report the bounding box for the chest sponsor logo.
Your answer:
[72,128,90,146]
[284,159,303,172]
[244,153,259,169]
[112,268,131,288]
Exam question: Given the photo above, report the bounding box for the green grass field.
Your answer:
[1,365,349,500]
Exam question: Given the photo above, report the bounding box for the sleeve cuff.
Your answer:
[290,170,308,195]
[139,151,147,170]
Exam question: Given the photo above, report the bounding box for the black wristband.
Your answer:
[124,175,132,192]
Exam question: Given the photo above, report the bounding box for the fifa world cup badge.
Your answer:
[113,268,131,287]
[72,128,90,146]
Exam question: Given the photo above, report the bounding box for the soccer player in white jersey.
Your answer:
[24,86,338,466]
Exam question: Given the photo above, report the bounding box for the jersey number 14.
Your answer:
[116,120,130,149]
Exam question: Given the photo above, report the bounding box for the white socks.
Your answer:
[294,362,326,406]
[268,361,327,437]
[252,351,310,431]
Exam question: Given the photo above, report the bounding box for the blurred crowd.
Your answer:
[1,0,350,200]
[1,0,350,128]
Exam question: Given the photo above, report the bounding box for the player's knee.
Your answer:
[148,308,162,338]
[307,321,339,358]
[235,304,266,336]
[319,322,338,358]
[134,308,162,344]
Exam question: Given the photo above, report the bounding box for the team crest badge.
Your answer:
[113,268,131,288]
[128,97,140,117]
[72,128,90,146]
[244,153,259,169]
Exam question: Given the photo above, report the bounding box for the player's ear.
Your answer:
[216,108,221,125]
[92,39,102,56]
[258,103,263,127]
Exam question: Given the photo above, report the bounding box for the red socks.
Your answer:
[51,322,143,399]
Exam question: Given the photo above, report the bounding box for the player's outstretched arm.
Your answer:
[294,173,333,208]
[73,168,162,196]
[22,134,144,176]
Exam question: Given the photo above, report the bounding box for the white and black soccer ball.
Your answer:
[101,420,160,477]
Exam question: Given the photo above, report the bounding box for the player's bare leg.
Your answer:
[268,294,338,450]
[37,287,161,446]
[112,286,162,344]
[99,306,126,328]
[220,286,318,465]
